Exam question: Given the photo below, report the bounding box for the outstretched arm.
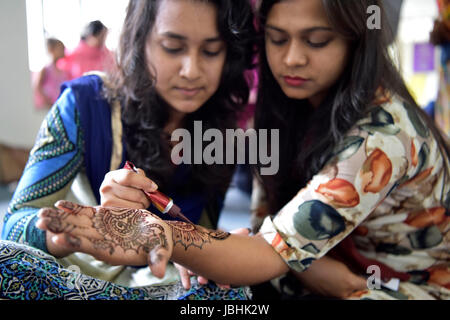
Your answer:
[168,221,289,285]
[36,201,289,286]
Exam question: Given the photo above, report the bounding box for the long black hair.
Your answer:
[105,0,255,225]
[254,0,450,214]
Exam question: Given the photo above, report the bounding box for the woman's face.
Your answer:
[265,0,349,107]
[146,0,227,118]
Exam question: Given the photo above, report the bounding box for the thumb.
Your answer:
[136,168,147,177]
[351,274,369,292]
[148,245,170,279]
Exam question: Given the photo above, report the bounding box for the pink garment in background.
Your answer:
[33,63,71,110]
[58,41,115,80]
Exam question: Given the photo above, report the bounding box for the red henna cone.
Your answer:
[124,161,194,224]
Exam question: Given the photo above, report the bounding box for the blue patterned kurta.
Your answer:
[0,75,248,300]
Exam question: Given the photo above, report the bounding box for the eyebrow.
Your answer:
[265,25,333,34]
[160,31,222,43]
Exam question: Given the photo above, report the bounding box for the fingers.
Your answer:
[39,206,91,226]
[55,201,94,218]
[351,275,368,292]
[107,169,158,193]
[148,245,170,279]
[36,208,71,233]
[197,276,209,286]
[37,206,103,241]
[50,233,113,262]
[175,263,192,290]
[136,168,146,177]
[101,181,150,209]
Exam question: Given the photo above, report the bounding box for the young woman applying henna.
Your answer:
[0,0,255,300]
[36,0,450,301]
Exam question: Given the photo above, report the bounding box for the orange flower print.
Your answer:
[361,148,393,193]
[316,179,360,208]
[400,167,434,188]
[411,139,418,167]
[405,207,448,228]
[372,87,392,105]
[271,233,289,254]
[427,266,450,289]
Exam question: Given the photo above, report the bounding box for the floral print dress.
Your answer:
[252,96,450,300]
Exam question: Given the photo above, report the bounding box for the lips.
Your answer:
[283,76,308,87]
[176,87,203,97]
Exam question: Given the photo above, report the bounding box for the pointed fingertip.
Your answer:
[55,200,78,211]
[38,207,56,218]
[35,218,46,230]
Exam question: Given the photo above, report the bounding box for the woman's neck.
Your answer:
[308,92,326,109]
[163,110,186,137]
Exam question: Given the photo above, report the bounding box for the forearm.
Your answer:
[168,222,289,286]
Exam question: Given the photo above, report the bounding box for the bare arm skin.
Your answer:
[168,221,289,285]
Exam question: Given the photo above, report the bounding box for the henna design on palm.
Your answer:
[90,207,168,255]
[39,201,230,269]
[167,221,230,250]
[40,202,169,263]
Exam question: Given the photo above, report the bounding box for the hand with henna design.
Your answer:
[36,200,232,279]
[36,200,173,278]
[37,200,290,285]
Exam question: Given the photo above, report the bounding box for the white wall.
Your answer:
[397,0,440,106]
[0,0,47,149]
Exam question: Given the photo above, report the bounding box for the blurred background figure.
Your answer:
[33,38,70,110]
[430,0,450,137]
[58,20,115,79]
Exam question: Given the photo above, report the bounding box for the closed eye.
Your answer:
[306,39,331,48]
[162,46,183,54]
[203,50,222,57]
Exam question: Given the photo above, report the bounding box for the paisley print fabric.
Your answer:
[0,241,251,300]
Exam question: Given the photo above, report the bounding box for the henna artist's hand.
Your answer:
[292,255,367,299]
[174,228,251,290]
[100,168,158,209]
[36,200,173,278]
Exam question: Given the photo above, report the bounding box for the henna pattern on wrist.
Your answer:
[167,221,230,250]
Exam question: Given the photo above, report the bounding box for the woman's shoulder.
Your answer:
[356,95,432,141]
[60,73,112,115]
[61,72,107,97]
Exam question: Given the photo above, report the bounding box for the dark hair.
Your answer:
[254,0,450,214]
[106,0,255,226]
[81,20,107,40]
[46,38,64,50]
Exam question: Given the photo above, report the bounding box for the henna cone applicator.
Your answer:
[123,161,194,224]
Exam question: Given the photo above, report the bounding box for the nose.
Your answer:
[284,41,308,68]
[180,53,201,81]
